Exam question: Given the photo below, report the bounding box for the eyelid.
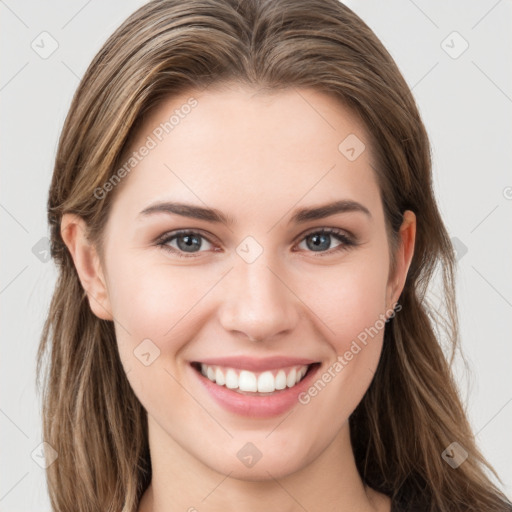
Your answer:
[155,229,219,257]
[292,227,356,256]
[295,226,355,243]
[155,228,209,244]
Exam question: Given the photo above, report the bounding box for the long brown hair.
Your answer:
[36,1,512,511]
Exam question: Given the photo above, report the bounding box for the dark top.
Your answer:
[387,486,432,512]
[389,495,512,512]
[390,498,427,512]
[391,500,425,511]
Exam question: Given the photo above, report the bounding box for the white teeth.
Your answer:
[225,368,238,389]
[274,370,287,390]
[257,371,275,393]
[197,363,311,393]
[239,370,258,392]
[215,367,225,386]
[286,368,297,388]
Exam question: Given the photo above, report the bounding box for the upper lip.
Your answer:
[192,356,318,372]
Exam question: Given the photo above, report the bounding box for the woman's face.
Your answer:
[74,84,414,479]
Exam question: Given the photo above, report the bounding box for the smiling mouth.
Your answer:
[190,361,320,395]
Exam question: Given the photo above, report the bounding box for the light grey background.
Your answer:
[1,0,511,509]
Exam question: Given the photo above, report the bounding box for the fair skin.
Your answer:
[61,84,415,512]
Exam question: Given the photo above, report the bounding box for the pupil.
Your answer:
[177,234,201,252]
[307,233,330,251]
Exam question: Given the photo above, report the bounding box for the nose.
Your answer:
[217,256,301,343]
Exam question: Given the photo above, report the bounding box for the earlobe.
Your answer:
[386,210,416,309]
[60,214,113,321]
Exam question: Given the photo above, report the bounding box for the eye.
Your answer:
[296,228,355,255]
[156,227,356,258]
[156,230,216,257]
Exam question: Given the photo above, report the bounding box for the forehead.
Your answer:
[108,84,382,224]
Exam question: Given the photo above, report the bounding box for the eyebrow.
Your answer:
[288,199,371,223]
[139,202,233,225]
[138,199,371,225]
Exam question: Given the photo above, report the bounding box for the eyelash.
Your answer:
[155,228,356,259]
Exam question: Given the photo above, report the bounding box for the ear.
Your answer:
[60,213,113,321]
[386,210,416,309]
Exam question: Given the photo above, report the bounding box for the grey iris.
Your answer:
[306,233,331,251]
[177,234,202,252]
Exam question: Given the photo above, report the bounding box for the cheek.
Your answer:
[109,253,217,327]
[297,256,390,353]
[292,261,390,428]
[105,254,232,380]
[106,259,215,411]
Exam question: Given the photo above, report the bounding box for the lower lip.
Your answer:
[191,363,321,418]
